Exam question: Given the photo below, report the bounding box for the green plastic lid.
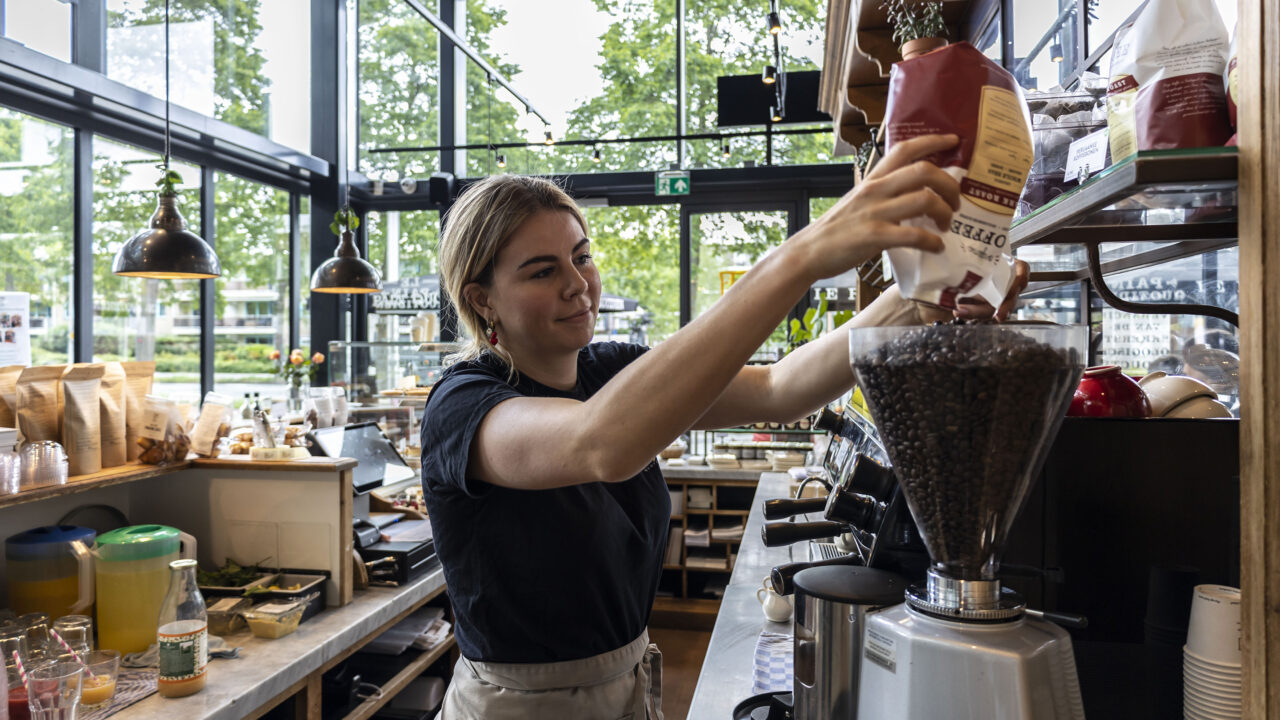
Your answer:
[94,525,182,562]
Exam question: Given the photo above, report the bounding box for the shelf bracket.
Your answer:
[1085,242,1239,327]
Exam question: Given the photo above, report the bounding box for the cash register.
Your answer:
[309,421,437,585]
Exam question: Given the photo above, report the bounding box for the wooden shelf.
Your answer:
[0,456,358,510]
[342,634,456,720]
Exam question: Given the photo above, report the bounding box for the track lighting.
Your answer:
[592,146,601,163]
[762,64,777,84]
[722,142,731,158]
[770,105,783,123]
[496,154,507,168]
[767,11,781,35]
[1050,42,1064,63]
[544,129,554,145]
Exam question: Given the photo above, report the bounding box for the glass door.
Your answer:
[681,204,799,358]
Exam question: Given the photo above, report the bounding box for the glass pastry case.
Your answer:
[326,341,461,463]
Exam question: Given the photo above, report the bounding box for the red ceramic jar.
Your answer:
[1069,365,1152,418]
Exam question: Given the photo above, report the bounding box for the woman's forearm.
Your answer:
[759,287,924,422]
[575,243,818,481]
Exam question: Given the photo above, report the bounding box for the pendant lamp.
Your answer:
[112,0,220,280]
[310,206,382,294]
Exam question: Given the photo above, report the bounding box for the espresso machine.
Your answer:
[756,322,1089,720]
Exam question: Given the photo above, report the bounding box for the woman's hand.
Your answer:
[789,133,961,282]
[915,258,1031,322]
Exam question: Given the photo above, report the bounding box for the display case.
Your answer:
[326,341,462,460]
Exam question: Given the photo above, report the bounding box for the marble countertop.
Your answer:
[117,566,447,720]
[687,472,809,719]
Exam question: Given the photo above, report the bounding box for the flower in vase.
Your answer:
[312,352,325,365]
[291,353,304,366]
[269,349,281,361]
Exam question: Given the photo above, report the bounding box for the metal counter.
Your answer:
[686,471,808,719]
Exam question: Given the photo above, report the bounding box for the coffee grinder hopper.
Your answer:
[848,323,1084,619]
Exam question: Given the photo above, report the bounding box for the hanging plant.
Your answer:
[155,164,184,196]
[329,206,360,236]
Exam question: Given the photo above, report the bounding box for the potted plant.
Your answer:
[882,0,948,61]
[272,348,326,410]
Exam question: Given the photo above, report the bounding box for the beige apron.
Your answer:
[439,629,663,720]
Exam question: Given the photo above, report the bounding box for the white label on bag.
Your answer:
[864,626,898,673]
[1065,128,1109,183]
[139,406,169,441]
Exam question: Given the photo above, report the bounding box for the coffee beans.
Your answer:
[852,323,1082,580]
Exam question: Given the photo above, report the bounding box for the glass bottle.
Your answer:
[156,559,207,698]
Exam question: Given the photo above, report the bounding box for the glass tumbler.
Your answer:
[26,661,83,720]
[18,614,51,661]
[19,442,67,489]
[50,617,93,657]
[0,451,19,495]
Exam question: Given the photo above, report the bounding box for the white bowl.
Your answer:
[1164,394,1234,419]
[1139,372,1217,416]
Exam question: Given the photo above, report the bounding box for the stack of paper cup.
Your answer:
[1183,584,1241,719]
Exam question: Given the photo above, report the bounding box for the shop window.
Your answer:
[1087,0,1237,62]
[357,0,441,180]
[1094,247,1238,414]
[212,171,291,401]
[0,109,73,367]
[105,0,311,152]
[299,195,311,350]
[581,205,681,345]
[689,209,790,353]
[92,137,203,404]
[366,209,441,343]
[2,0,72,62]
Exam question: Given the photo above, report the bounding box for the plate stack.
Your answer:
[1183,584,1241,719]
[767,450,806,473]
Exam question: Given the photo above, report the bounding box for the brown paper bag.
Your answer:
[99,362,128,468]
[122,361,156,461]
[16,365,66,443]
[62,364,105,476]
[0,364,22,429]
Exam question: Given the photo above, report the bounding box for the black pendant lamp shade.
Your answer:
[113,194,220,279]
[310,229,382,294]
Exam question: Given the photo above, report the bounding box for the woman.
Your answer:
[420,133,1028,719]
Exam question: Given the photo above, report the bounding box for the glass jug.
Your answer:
[93,525,195,654]
[4,526,96,620]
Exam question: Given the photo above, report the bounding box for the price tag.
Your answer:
[1064,128,1109,184]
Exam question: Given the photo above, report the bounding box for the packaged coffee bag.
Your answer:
[0,364,23,430]
[100,362,128,468]
[16,365,66,443]
[62,364,105,476]
[1106,0,1232,160]
[122,361,156,461]
[136,394,190,465]
[883,42,1030,310]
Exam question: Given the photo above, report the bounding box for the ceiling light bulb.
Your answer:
[762,65,777,84]
[496,154,507,168]
[767,11,781,35]
[722,143,731,157]
[544,130,554,145]
[770,105,783,123]
[1051,42,1064,63]
[592,147,602,163]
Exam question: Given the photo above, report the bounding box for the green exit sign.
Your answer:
[655,170,690,196]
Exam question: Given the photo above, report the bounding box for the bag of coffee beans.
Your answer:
[122,361,155,461]
[62,364,105,476]
[0,364,22,429]
[1106,0,1232,160]
[883,42,1031,311]
[99,362,128,468]
[16,365,66,443]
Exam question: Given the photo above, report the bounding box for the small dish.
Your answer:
[1164,395,1233,419]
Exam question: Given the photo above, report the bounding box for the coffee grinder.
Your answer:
[845,322,1087,720]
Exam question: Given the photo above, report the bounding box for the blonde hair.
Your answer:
[438,174,589,370]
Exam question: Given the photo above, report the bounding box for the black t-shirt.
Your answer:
[419,342,671,663]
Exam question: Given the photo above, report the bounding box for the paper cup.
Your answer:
[1186,585,1241,665]
[1185,666,1242,693]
